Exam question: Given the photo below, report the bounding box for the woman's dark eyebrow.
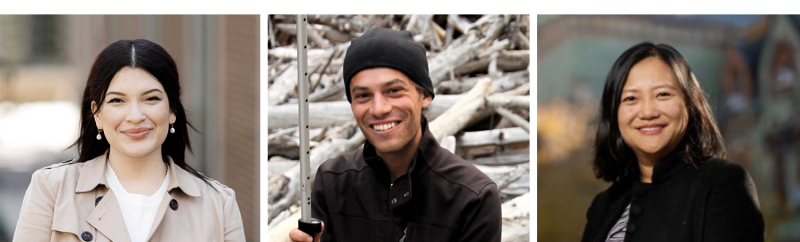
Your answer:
[106,91,126,96]
[106,89,163,97]
[142,89,163,95]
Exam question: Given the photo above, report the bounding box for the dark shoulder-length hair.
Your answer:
[593,41,726,183]
[69,39,208,182]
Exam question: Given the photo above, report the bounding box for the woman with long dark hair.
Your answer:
[582,42,764,241]
[14,39,244,241]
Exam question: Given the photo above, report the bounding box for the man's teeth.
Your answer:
[374,122,396,131]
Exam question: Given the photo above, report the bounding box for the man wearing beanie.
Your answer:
[289,28,501,242]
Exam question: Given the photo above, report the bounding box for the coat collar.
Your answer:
[75,151,201,197]
[363,117,440,184]
[627,150,687,185]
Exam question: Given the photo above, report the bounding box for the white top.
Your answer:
[105,162,170,242]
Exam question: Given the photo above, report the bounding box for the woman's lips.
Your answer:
[123,128,151,139]
[637,125,665,135]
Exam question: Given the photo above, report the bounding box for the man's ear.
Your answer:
[91,101,102,130]
[421,92,432,109]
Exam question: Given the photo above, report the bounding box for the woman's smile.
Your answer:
[636,123,667,135]
[122,127,152,139]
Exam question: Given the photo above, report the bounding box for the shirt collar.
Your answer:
[75,151,201,197]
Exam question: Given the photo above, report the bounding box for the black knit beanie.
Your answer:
[343,27,434,103]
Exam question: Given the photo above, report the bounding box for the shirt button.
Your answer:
[170,199,179,210]
[630,205,642,216]
[81,231,93,241]
[628,223,637,233]
[391,198,397,204]
[404,191,409,197]
[95,196,103,206]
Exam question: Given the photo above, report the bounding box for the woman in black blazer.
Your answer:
[582,42,764,242]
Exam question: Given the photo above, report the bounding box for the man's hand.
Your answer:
[288,221,324,242]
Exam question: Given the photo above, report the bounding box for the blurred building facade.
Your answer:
[538,15,800,242]
[0,15,259,241]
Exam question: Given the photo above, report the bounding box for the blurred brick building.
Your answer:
[0,15,259,241]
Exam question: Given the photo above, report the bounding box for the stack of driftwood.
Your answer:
[267,14,530,241]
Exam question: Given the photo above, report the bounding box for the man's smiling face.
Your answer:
[349,67,432,156]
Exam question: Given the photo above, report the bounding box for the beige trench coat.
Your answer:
[13,153,245,241]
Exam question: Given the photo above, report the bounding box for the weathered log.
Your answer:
[500,192,530,242]
[267,131,366,223]
[266,207,301,242]
[473,162,530,204]
[440,135,457,154]
[466,149,531,166]
[267,156,297,181]
[315,24,354,43]
[322,120,359,141]
[269,16,279,48]
[444,16,455,48]
[307,23,333,49]
[268,100,354,129]
[478,39,511,59]
[486,95,530,111]
[267,127,297,141]
[495,163,529,191]
[494,107,530,133]
[473,15,497,29]
[514,28,530,50]
[267,64,298,106]
[497,50,530,72]
[404,14,428,33]
[468,150,529,166]
[454,55,493,77]
[310,15,366,33]
[447,14,474,35]
[429,77,496,142]
[437,70,529,94]
[276,22,334,49]
[268,42,350,60]
[488,52,503,79]
[313,50,338,91]
[428,15,506,86]
[308,80,346,102]
[458,127,529,147]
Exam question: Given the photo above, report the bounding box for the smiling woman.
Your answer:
[582,42,764,242]
[13,39,245,242]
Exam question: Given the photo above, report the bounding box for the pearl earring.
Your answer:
[96,129,103,140]
[170,124,175,134]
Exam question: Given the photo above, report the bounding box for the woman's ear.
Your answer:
[170,112,176,124]
[91,101,102,130]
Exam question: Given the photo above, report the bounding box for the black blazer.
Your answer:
[581,154,764,242]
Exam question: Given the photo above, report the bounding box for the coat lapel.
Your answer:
[86,189,132,242]
[147,191,173,241]
[594,183,632,242]
[146,157,202,241]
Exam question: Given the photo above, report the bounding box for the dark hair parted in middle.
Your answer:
[593,41,726,182]
[69,39,209,183]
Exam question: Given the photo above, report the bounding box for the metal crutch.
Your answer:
[296,14,323,241]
